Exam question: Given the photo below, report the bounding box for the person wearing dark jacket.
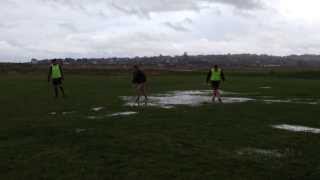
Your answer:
[206,65,225,103]
[132,65,148,102]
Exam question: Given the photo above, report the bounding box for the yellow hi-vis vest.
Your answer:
[210,68,221,81]
[51,64,62,79]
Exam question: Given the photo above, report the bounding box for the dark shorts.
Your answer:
[133,80,146,85]
[52,78,62,86]
[211,81,221,89]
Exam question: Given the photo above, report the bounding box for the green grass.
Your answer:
[1,71,320,180]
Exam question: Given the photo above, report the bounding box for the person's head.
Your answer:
[214,64,218,70]
[133,65,139,70]
[52,59,58,65]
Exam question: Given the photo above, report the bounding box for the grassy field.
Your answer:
[1,70,320,180]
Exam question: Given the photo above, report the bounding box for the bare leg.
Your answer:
[135,94,140,103]
[216,89,222,103]
[135,84,141,103]
[141,83,148,101]
[212,89,217,102]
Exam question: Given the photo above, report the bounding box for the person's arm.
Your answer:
[59,65,64,80]
[206,70,211,83]
[141,71,147,82]
[221,70,225,82]
[48,66,52,82]
[132,71,137,84]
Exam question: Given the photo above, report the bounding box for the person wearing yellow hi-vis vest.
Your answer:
[206,65,225,103]
[48,59,66,98]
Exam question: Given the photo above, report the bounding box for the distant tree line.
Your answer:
[30,53,320,69]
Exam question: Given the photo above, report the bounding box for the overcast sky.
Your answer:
[1,0,320,62]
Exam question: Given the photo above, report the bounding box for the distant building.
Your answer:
[30,58,38,64]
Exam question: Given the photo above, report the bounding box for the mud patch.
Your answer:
[237,148,283,158]
[122,90,254,109]
[272,124,320,134]
[108,112,138,117]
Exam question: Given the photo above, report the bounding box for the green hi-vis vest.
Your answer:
[51,64,62,79]
[210,68,221,81]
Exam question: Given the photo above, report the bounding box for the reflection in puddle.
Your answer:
[92,107,104,112]
[237,148,283,158]
[75,128,87,133]
[272,124,320,134]
[108,112,138,117]
[308,102,318,105]
[122,90,254,109]
[62,111,76,115]
[264,99,292,103]
[264,99,318,105]
[87,112,138,119]
[87,116,103,120]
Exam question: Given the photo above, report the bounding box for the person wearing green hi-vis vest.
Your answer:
[206,64,225,103]
[47,59,66,98]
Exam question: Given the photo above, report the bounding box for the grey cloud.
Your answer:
[163,18,193,32]
[108,0,264,19]
[91,32,181,57]
[0,0,17,7]
[40,0,85,9]
[97,10,109,18]
[58,23,78,32]
[0,0,318,62]
[39,0,264,18]
[184,18,193,24]
[164,22,189,32]
[110,2,151,19]
[0,23,17,29]
[211,0,264,10]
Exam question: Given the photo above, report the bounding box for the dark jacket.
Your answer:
[132,70,147,84]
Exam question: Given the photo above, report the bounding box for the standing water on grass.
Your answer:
[272,124,320,134]
[92,107,104,112]
[108,112,138,117]
[121,90,254,109]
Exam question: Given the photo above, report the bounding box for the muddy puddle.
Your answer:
[237,148,283,158]
[87,116,103,120]
[108,112,138,117]
[92,107,104,112]
[272,124,320,134]
[87,112,138,119]
[49,111,76,116]
[75,128,87,133]
[121,90,254,109]
[62,111,76,115]
[264,99,318,105]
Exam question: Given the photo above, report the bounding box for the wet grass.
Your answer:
[1,71,320,180]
